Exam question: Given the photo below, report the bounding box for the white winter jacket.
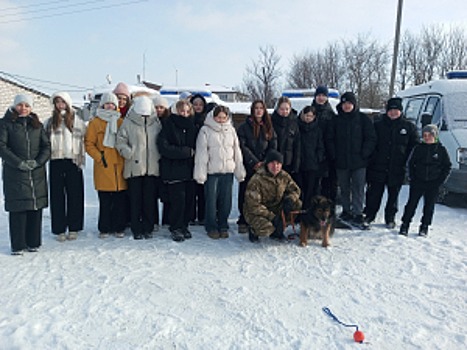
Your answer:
[194,111,246,184]
[116,109,162,179]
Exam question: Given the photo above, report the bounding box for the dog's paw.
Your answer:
[299,241,307,247]
[322,241,330,248]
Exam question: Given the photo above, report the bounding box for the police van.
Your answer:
[281,88,340,113]
[397,71,467,203]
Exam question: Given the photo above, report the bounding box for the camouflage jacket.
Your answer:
[244,166,301,223]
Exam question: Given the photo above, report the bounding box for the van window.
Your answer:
[404,98,424,123]
[424,96,441,125]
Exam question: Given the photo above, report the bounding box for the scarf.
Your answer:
[96,108,121,148]
[46,114,87,168]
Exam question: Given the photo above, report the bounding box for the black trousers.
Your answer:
[49,159,84,234]
[320,167,338,203]
[237,174,252,225]
[9,210,43,251]
[296,170,320,208]
[191,183,205,222]
[364,181,402,223]
[97,190,127,233]
[128,176,156,235]
[401,182,439,226]
[167,180,195,231]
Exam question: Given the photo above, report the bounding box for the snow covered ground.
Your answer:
[0,158,466,349]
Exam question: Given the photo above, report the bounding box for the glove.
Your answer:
[26,160,38,169]
[282,197,295,216]
[18,160,33,171]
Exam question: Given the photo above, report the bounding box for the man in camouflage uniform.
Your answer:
[244,150,302,242]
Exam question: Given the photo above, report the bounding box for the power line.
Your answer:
[0,71,88,90]
[0,0,99,17]
[0,0,71,12]
[0,0,148,24]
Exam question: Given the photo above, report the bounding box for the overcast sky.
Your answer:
[1,0,466,96]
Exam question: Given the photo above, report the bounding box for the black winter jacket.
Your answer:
[312,100,335,162]
[333,105,377,170]
[367,114,419,186]
[157,114,196,182]
[408,142,451,186]
[237,117,277,177]
[297,117,326,175]
[271,111,300,173]
[0,109,51,212]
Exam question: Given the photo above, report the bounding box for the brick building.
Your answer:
[0,74,51,122]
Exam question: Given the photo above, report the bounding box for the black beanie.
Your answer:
[265,150,284,165]
[340,91,357,105]
[386,97,403,112]
[314,85,329,97]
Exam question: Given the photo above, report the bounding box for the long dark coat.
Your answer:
[0,109,51,212]
[237,117,277,177]
[271,111,301,173]
[157,113,196,182]
[367,114,419,186]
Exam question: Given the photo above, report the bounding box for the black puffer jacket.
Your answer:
[312,100,335,162]
[237,117,277,177]
[0,109,50,212]
[271,110,301,173]
[333,105,377,170]
[297,117,326,175]
[367,114,419,186]
[157,113,196,182]
[408,142,451,185]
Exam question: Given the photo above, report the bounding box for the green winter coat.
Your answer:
[0,109,51,212]
[244,166,301,236]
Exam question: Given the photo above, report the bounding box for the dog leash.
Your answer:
[281,210,304,239]
[322,307,365,343]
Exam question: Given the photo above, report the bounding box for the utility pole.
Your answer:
[389,0,404,97]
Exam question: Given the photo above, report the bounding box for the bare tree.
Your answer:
[439,25,467,77]
[341,34,389,107]
[242,45,281,107]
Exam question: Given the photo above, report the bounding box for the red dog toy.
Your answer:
[322,307,366,343]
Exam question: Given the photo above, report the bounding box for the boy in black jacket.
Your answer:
[399,124,451,237]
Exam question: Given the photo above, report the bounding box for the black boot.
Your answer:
[248,228,259,243]
[418,224,429,237]
[399,222,409,236]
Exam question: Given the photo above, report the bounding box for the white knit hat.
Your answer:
[13,94,34,108]
[51,91,72,109]
[99,92,119,108]
[152,94,169,109]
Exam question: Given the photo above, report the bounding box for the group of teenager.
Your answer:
[0,83,451,255]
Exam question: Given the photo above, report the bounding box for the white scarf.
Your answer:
[96,108,120,148]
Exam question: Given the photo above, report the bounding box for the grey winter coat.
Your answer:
[0,109,51,212]
[116,109,162,179]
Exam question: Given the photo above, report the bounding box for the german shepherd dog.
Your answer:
[299,195,335,247]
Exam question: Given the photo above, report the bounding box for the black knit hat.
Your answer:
[340,91,357,105]
[386,97,403,112]
[265,150,284,165]
[314,85,329,97]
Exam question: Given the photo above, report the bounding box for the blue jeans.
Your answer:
[204,173,234,233]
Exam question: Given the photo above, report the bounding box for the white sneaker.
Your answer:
[56,233,67,242]
[99,232,109,239]
[67,231,78,240]
[115,232,125,238]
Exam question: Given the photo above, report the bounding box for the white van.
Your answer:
[397,71,467,202]
[281,88,340,113]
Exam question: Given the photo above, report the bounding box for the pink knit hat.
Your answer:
[113,82,131,99]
